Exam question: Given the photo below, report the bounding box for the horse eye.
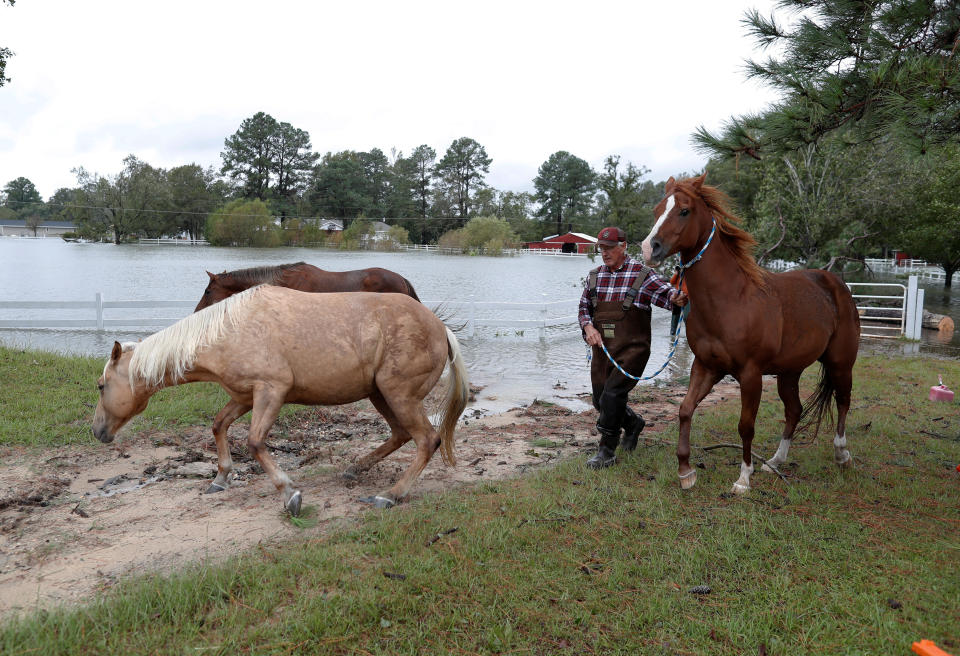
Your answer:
[97,383,104,392]
[679,208,690,217]
[204,289,211,295]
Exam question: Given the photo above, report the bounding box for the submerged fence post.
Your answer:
[95,292,104,331]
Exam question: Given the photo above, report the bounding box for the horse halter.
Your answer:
[678,217,717,273]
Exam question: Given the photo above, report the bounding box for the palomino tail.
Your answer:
[436,326,469,467]
[797,363,834,439]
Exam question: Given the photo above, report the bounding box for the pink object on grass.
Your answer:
[928,375,955,402]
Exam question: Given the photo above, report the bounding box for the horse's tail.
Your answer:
[796,363,834,439]
[403,277,421,302]
[436,326,469,467]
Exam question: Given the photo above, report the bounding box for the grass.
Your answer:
[0,345,295,447]
[0,349,958,654]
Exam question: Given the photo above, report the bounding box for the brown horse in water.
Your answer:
[641,173,860,494]
[93,286,469,515]
[194,261,420,311]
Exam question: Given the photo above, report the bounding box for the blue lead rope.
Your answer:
[591,218,717,381]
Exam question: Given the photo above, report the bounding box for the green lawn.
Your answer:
[1,348,958,655]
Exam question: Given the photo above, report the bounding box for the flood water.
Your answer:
[0,239,685,413]
[1,239,957,413]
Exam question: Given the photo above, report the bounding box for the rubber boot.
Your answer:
[586,427,620,469]
[620,409,646,452]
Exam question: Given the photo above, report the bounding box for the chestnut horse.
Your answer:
[641,173,860,494]
[93,286,469,515]
[194,261,420,312]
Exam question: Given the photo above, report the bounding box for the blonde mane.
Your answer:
[674,177,766,288]
[128,285,263,389]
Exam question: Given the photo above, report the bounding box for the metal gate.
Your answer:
[846,276,923,339]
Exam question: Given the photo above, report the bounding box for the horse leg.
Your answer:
[370,395,438,509]
[677,358,723,489]
[731,369,762,495]
[342,389,412,481]
[205,399,251,494]
[247,388,302,516]
[829,363,854,468]
[762,372,801,473]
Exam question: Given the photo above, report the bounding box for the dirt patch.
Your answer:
[0,380,739,619]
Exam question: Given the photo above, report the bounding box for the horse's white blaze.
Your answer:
[641,194,674,263]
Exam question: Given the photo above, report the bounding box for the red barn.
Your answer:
[524,232,597,254]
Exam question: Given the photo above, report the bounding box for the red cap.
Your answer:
[597,227,625,246]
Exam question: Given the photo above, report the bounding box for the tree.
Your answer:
[72,155,170,244]
[438,216,520,253]
[220,112,279,200]
[168,164,220,240]
[434,137,492,221]
[409,144,436,218]
[308,151,371,221]
[534,151,596,236]
[0,0,15,88]
[595,156,660,240]
[2,176,42,215]
[896,144,960,287]
[360,148,391,217]
[271,121,319,218]
[696,1,960,160]
[205,199,279,247]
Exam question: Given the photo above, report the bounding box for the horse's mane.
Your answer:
[222,261,307,286]
[674,177,766,288]
[128,285,264,389]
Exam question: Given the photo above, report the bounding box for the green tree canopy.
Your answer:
[205,198,279,247]
[434,137,492,222]
[534,151,597,236]
[696,0,960,160]
[2,176,42,215]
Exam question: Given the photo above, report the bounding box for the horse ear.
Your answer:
[665,177,676,194]
[206,271,216,281]
[692,172,707,191]
[111,341,123,363]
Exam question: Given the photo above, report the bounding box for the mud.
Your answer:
[0,381,738,619]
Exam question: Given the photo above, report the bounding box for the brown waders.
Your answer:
[586,293,651,469]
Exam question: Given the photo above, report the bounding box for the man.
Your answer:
[578,226,688,469]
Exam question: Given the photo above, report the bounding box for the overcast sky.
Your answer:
[0,0,783,200]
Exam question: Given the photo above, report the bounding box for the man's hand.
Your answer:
[671,290,688,307]
[583,323,603,347]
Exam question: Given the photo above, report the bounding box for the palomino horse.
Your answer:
[93,286,469,515]
[193,261,420,311]
[641,173,860,494]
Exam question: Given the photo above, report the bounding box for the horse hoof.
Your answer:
[678,470,697,490]
[836,451,853,469]
[204,482,226,494]
[760,462,776,474]
[731,482,750,495]
[359,495,396,509]
[285,491,303,517]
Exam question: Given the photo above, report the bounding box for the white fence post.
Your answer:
[95,292,104,331]
[904,275,919,339]
[914,288,925,340]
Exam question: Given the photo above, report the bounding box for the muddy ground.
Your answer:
[0,381,738,619]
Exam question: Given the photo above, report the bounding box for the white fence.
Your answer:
[0,294,580,340]
[397,244,588,257]
[864,257,947,283]
[137,238,209,246]
[0,279,930,341]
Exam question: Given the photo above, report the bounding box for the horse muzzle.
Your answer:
[92,421,115,443]
[642,237,667,266]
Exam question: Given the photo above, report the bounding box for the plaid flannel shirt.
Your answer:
[578,256,677,330]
